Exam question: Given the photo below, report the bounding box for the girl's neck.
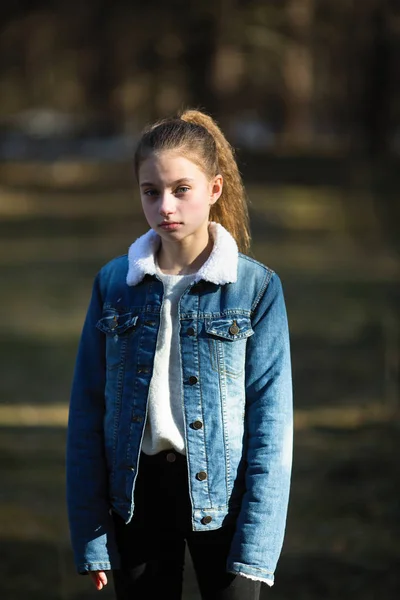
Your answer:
[156,230,214,276]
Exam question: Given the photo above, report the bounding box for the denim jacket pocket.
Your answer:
[96,307,140,370]
[205,315,254,379]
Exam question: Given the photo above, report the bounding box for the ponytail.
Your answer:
[179,110,251,255]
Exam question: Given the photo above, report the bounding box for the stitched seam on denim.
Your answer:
[219,349,231,499]
[131,309,148,425]
[130,309,148,435]
[205,332,253,341]
[103,301,143,312]
[238,252,274,275]
[231,562,274,576]
[126,282,161,508]
[204,321,254,341]
[208,338,244,379]
[177,301,194,517]
[207,338,218,372]
[131,284,160,447]
[101,321,139,371]
[98,307,139,333]
[80,561,112,566]
[102,326,119,371]
[181,309,251,319]
[198,331,212,508]
[193,504,232,511]
[250,270,273,314]
[80,562,113,571]
[183,290,211,511]
[223,364,244,379]
[112,341,127,479]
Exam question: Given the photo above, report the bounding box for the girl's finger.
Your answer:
[98,571,108,588]
[89,571,108,590]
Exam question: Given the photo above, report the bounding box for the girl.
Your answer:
[66,109,293,600]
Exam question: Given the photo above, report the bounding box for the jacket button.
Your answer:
[192,420,203,430]
[131,414,143,423]
[187,327,195,336]
[188,376,198,385]
[166,452,176,463]
[201,516,212,525]
[229,321,240,335]
[196,471,207,481]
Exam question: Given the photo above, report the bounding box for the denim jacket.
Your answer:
[66,222,293,585]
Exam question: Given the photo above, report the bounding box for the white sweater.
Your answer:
[141,266,196,456]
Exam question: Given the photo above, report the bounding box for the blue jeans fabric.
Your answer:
[112,450,261,600]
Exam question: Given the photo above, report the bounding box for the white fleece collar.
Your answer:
[126,222,238,286]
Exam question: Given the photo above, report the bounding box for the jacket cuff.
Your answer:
[227,561,274,586]
[74,529,121,574]
[78,557,120,574]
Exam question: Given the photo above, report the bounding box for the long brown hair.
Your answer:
[134,109,251,254]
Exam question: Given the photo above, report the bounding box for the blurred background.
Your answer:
[0,1,399,598]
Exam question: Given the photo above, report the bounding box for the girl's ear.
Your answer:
[210,174,223,206]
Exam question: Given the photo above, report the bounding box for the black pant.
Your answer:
[112,450,261,600]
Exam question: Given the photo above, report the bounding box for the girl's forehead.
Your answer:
[138,151,207,182]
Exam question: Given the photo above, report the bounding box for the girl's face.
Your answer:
[138,151,222,243]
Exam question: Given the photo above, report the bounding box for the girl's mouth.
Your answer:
[159,222,182,231]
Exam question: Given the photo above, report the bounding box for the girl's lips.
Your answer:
[159,222,182,230]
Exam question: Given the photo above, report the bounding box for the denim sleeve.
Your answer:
[66,273,121,574]
[227,272,293,585]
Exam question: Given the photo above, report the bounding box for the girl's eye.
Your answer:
[144,189,158,197]
[176,186,190,194]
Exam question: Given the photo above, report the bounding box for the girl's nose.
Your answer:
[159,192,176,216]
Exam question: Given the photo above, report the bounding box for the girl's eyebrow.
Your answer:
[140,177,195,188]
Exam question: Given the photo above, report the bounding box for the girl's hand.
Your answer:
[89,571,108,591]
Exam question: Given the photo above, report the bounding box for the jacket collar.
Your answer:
[126,221,238,286]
